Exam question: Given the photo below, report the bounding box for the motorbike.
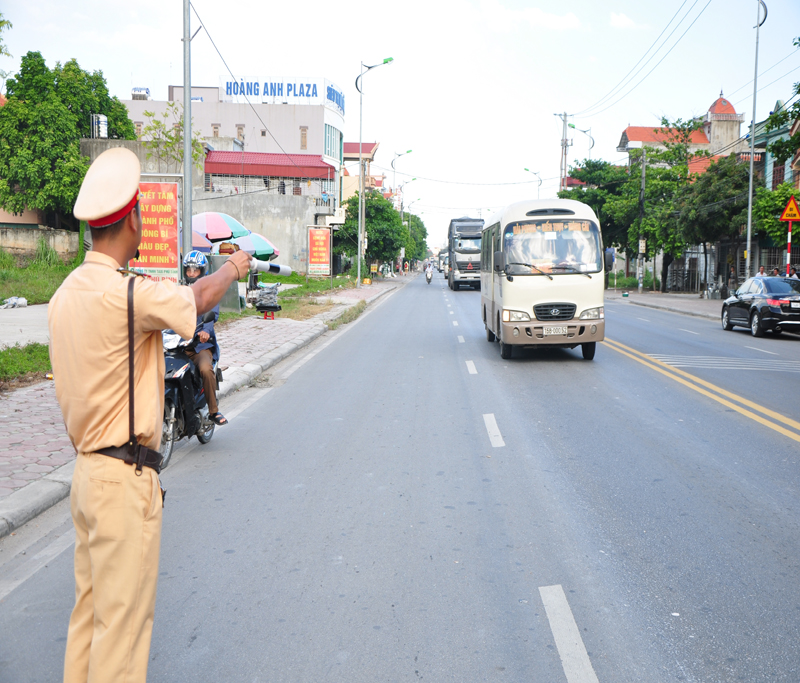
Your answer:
[160,311,220,468]
[426,269,433,284]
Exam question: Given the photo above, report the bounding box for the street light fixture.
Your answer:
[523,168,542,200]
[392,150,412,198]
[568,123,595,159]
[355,57,394,288]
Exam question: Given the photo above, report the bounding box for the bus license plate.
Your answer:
[543,326,568,336]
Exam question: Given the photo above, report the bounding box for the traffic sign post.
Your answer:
[779,196,800,276]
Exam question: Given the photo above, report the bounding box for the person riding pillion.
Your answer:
[183,250,227,425]
[48,147,252,683]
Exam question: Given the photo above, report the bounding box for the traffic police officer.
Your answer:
[49,147,252,683]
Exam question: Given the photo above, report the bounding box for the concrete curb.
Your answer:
[625,299,719,321]
[0,285,397,539]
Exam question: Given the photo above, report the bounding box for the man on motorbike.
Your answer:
[183,251,227,425]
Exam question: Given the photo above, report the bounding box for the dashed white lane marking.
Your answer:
[678,328,700,335]
[450,311,454,315]
[0,530,75,601]
[457,336,465,343]
[482,413,505,447]
[466,361,477,374]
[637,317,650,322]
[453,321,459,327]
[745,345,779,356]
[539,584,600,683]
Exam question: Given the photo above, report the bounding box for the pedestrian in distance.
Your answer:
[772,267,781,276]
[48,147,252,683]
[790,266,799,279]
[756,265,767,277]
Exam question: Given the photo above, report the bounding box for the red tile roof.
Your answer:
[709,96,736,115]
[623,126,709,145]
[204,151,335,179]
[688,155,723,175]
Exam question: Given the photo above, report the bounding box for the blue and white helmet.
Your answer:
[183,250,208,283]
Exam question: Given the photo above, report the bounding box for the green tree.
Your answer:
[753,182,797,246]
[0,13,12,58]
[764,37,800,165]
[141,101,205,172]
[604,117,709,291]
[674,154,750,282]
[405,213,428,260]
[0,52,135,227]
[334,190,409,264]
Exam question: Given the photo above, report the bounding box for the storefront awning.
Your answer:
[205,151,336,179]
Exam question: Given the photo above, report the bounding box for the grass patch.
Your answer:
[0,240,83,305]
[267,273,358,299]
[0,342,52,390]
[327,300,367,330]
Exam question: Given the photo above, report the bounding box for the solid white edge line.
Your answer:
[482,413,505,447]
[457,336,465,343]
[0,529,75,601]
[466,360,477,375]
[538,584,600,683]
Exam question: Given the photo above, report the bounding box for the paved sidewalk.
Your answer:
[0,304,50,349]
[605,290,721,320]
[0,277,400,537]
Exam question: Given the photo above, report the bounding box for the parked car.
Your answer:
[721,276,800,336]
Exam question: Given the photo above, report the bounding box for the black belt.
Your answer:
[97,445,163,474]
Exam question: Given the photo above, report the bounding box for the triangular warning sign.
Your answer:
[780,195,800,221]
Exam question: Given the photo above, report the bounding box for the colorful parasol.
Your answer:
[191,230,213,253]
[191,212,250,241]
[212,232,280,261]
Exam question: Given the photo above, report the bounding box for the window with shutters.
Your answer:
[300,126,308,150]
[237,125,244,142]
[134,122,142,137]
[212,124,220,138]
[772,162,785,189]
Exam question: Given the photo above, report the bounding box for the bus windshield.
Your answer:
[455,237,480,252]
[502,219,602,275]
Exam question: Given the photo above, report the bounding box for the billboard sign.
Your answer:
[308,227,331,276]
[128,182,180,282]
[220,76,345,116]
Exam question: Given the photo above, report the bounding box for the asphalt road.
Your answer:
[2,272,800,682]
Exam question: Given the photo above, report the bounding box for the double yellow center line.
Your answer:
[604,338,800,444]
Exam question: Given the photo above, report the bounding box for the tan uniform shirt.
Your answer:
[48,251,196,454]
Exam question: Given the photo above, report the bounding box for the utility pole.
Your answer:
[181,0,192,279]
[554,112,572,192]
[745,0,767,280]
[638,148,647,294]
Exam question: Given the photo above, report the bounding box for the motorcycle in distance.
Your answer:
[426,269,433,284]
[160,311,220,469]
[160,257,294,468]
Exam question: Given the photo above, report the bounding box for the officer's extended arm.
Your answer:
[191,250,251,314]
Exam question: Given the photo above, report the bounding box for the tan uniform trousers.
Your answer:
[185,348,218,415]
[64,452,162,683]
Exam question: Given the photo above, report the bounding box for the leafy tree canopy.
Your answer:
[334,191,410,264]
[405,213,428,261]
[753,182,798,245]
[764,37,800,165]
[141,101,205,172]
[674,153,750,245]
[0,51,135,222]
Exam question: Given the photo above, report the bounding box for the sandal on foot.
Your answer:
[210,412,228,425]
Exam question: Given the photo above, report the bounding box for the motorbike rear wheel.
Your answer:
[160,401,177,469]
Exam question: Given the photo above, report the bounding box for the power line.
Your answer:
[189,3,321,185]
[733,65,800,107]
[374,164,554,186]
[726,47,800,99]
[576,0,713,119]
[574,0,692,116]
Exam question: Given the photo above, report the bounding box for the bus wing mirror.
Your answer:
[493,251,505,272]
[604,251,614,273]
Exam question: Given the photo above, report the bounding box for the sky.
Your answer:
[2,0,800,248]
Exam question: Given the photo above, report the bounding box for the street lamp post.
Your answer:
[355,57,393,288]
[523,168,542,200]
[392,150,412,205]
[569,123,595,159]
[745,0,767,279]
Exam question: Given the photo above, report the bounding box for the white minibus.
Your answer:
[480,199,611,360]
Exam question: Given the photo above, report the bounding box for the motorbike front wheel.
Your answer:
[196,406,215,444]
[160,401,177,469]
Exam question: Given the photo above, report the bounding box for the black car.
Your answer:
[721,276,800,336]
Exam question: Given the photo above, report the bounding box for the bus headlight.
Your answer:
[502,309,531,322]
[579,306,604,320]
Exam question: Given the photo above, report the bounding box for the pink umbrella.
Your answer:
[191,231,213,253]
[192,213,239,241]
